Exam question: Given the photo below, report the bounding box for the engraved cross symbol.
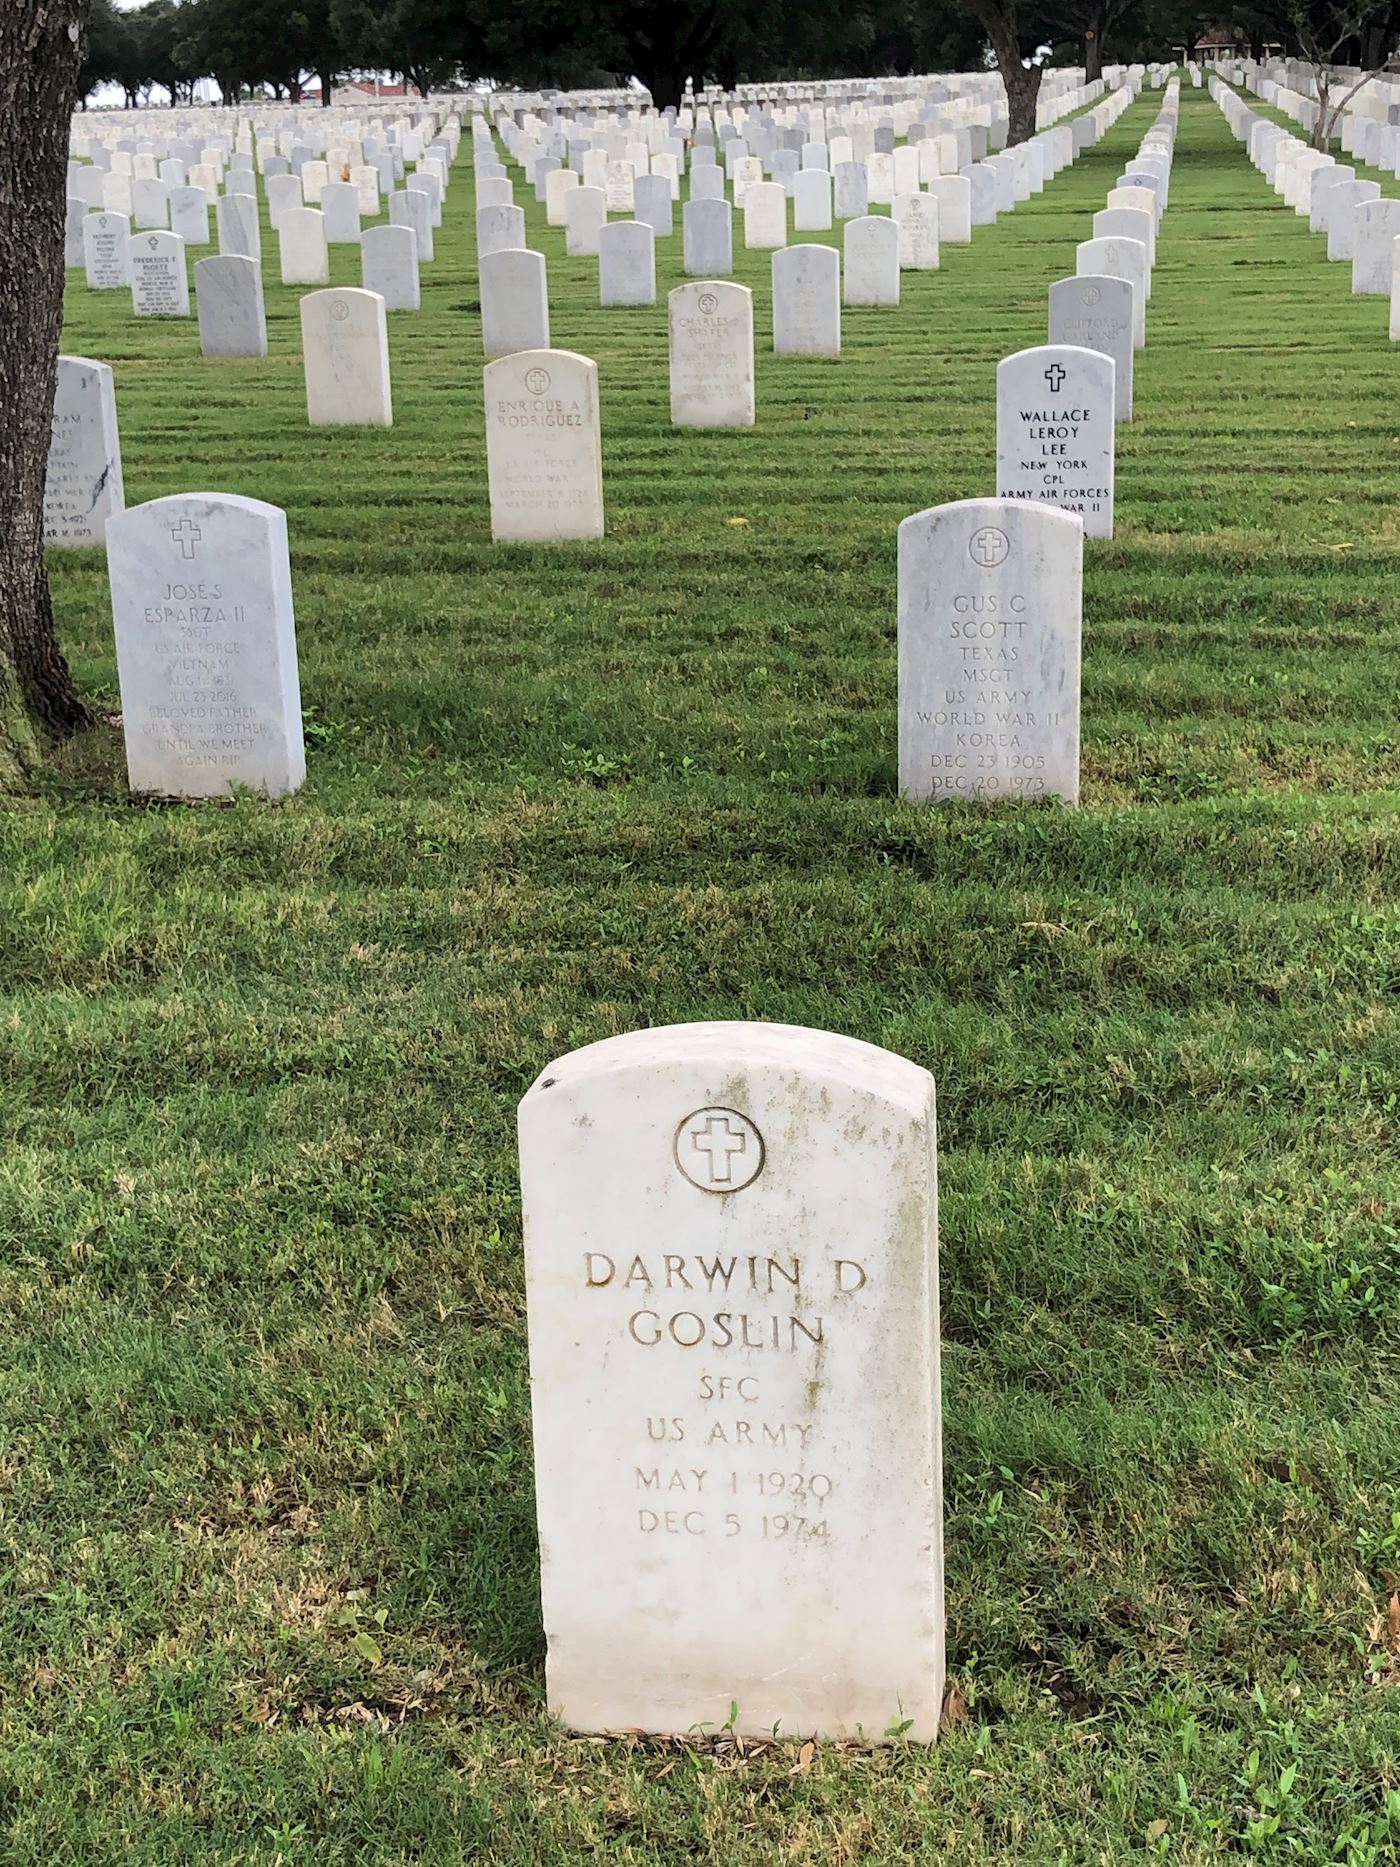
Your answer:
[168,517,202,560]
[1044,362,1066,392]
[971,527,1006,567]
[690,1114,749,1186]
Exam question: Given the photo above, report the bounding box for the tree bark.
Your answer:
[0,0,92,788]
[1085,32,1103,82]
[970,0,1044,146]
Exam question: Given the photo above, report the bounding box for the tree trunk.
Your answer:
[318,65,336,105]
[0,0,92,788]
[970,1,1044,146]
[1085,33,1103,82]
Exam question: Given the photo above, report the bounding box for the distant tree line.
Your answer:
[77,0,1400,114]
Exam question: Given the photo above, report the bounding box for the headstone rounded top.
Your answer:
[523,1019,934,1114]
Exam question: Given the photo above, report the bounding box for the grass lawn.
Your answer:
[2,79,1399,1862]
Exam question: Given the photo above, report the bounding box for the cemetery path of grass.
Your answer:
[2,84,1399,1864]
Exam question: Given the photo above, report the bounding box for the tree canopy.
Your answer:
[74,0,1400,108]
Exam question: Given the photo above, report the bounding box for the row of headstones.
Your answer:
[77,212,431,326]
[1213,81,1400,311]
[469,81,1143,345]
[472,95,1179,498]
[69,111,457,196]
[478,84,1141,263]
[1241,64,1400,152]
[488,65,1139,176]
[79,475,1087,819]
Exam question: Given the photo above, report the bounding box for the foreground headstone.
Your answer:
[668,281,755,427]
[1048,274,1134,421]
[106,493,305,798]
[301,287,393,426]
[898,498,1082,804]
[484,348,604,543]
[996,345,1115,538]
[480,247,551,358]
[772,244,840,356]
[194,255,267,359]
[44,355,125,548]
[519,1019,944,1741]
[130,230,189,316]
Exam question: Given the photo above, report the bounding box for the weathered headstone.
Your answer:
[44,355,125,548]
[893,192,939,269]
[634,173,674,238]
[599,220,657,306]
[843,216,900,306]
[194,254,268,358]
[168,184,211,246]
[772,243,840,356]
[361,223,420,312]
[683,196,733,275]
[480,247,551,357]
[1075,237,1146,347]
[130,230,189,316]
[483,348,605,543]
[107,493,305,799]
[744,181,787,249]
[216,192,260,262]
[1048,275,1134,421]
[898,498,1082,804]
[565,185,607,257]
[279,206,330,286]
[320,179,362,244]
[519,1019,944,1741]
[792,168,833,231]
[1352,196,1400,294]
[83,210,131,288]
[927,175,972,243]
[301,287,393,426]
[996,345,1115,538]
[477,203,525,260]
[668,281,755,427]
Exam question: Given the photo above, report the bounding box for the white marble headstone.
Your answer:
[107,493,305,799]
[1075,237,1146,347]
[683,197,732,275]
[565,186,607,257]
[361,223,420,312]
[996,345,1115,539]
[480,248,551,357]
[44,356,125,548]
[130,230,189,316]
[668,281,755,427]
[301,287,393,426]
[599,220,656,306]
[83,211,131,288]
[520,1019,943,1741]
[484,348,605,543]
[898,497,1083,804]
[843,216,899,306]
[1048,275,1134,421]
[194,255,267,359]
[772,244,840,356]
